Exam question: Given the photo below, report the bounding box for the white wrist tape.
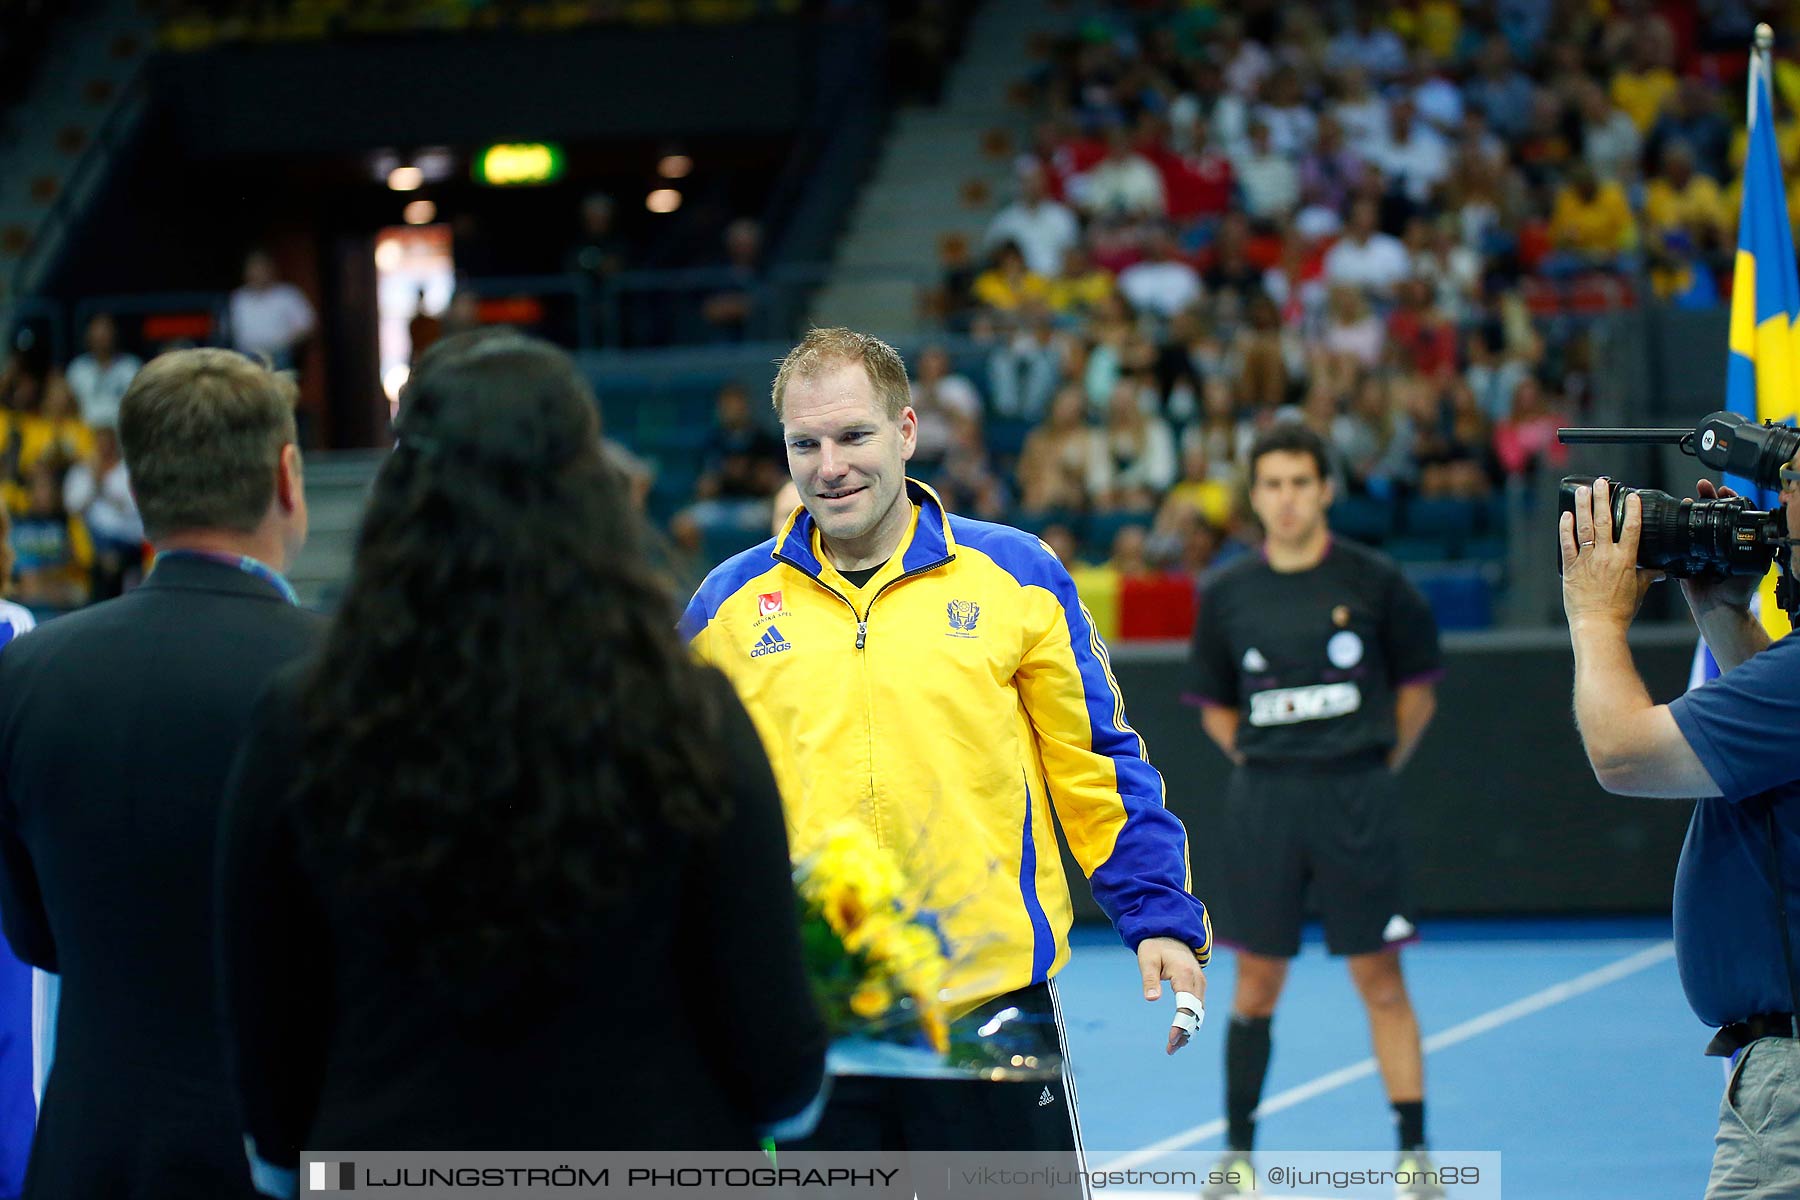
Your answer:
[1172,991,1205,1035]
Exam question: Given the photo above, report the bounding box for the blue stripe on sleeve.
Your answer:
[954,516,1210,954]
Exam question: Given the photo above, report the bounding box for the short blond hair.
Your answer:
[119,348,298,541]
[771,327,911,422]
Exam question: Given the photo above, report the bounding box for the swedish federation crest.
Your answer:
[946,599,980,638]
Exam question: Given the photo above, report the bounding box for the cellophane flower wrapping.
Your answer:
[791,822,1062,1082]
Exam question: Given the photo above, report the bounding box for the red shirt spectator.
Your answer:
[1147,138,1235,222]
[1386,279,1459,377]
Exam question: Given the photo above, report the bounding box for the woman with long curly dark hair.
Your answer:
[216,332,824,1183]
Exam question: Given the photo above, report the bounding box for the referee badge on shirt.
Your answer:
[1327,630,1364,669]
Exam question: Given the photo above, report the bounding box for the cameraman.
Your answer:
[1562,476,1800,1199]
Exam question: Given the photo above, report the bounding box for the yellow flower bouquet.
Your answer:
[790,821,1064,1084]
[791,823,952,1059]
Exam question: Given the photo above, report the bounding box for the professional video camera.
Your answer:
[1555,411,1799,603]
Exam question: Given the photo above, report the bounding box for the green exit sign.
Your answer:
[473,143,566,186]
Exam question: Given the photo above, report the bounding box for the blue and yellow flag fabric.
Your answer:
[1726,48,1800,459]
[1698,39,1800,687]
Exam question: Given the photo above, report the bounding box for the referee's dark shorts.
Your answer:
[1218,751,1418,958]
[786,981,1088,1198]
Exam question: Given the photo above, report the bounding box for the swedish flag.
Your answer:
[1695,32,1800,683]
[1726,40,1800,457]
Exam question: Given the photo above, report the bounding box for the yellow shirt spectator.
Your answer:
[0,412,22,514]
[19,373,93,476]
[17,414,93,475]
[1166,478,1236,530]
[972,266,1050,312]
[1389,0,1461,61]
[1611,67,1678,132]
[973,241,1052,313]
[1550,178,1638,254]
[1644,172,1733,241]
[1046,269,1114,315]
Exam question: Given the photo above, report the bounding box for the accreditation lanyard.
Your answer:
[152,548,300,607]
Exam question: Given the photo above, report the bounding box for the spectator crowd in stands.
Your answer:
[656,0,1787,634]
[0,313,145,614]
[687,1,1795,610]
[18,1,1781,635]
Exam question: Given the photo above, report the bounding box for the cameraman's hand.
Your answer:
[1560,478,1663,633]
[1677,478,1761,616]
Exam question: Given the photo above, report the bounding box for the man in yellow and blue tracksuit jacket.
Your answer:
[679,328,1209,1167]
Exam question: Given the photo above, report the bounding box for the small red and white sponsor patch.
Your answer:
[757,591,784,617]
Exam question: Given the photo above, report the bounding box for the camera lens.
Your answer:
[1557,476,1781,578]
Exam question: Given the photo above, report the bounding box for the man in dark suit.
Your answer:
[0,348,323,1199]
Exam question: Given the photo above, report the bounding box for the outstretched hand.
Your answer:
[1136,936,1206,1056]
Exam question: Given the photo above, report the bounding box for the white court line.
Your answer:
[1099,941,1676,1172]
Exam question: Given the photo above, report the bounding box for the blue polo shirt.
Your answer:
[1667,630,1800,1029]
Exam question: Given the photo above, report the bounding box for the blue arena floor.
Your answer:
[1055,917,1717,1200]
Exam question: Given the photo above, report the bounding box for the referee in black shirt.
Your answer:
[1187,425,1443,1199]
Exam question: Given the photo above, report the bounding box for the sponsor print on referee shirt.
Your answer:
[1247,681,1363,726]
